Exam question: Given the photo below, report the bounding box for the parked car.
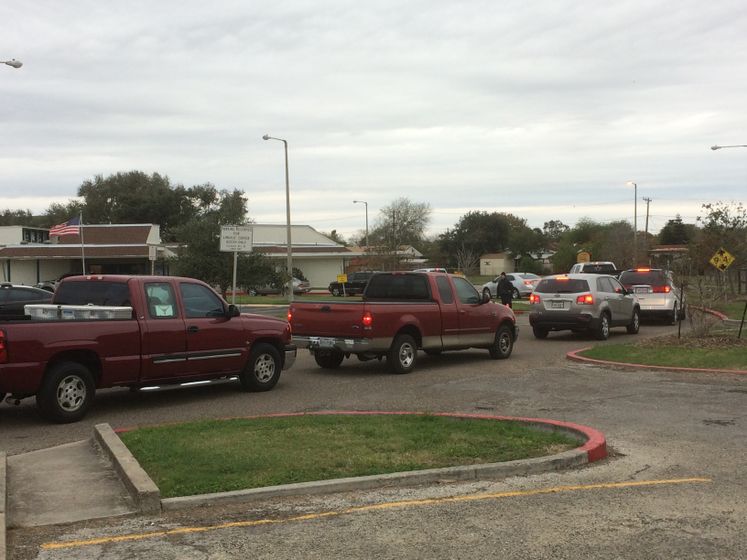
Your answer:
[569,261,619,275]
[481,272,541,300]
[0,284,53,319]
[328,271,378,296]
[618,268,684,324]
[248,277,310,296]
[290,271,517,373]
[0,275,296,423]
[528,273,640,340]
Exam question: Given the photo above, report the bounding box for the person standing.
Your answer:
[497,272,513,308]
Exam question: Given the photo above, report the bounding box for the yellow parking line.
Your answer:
[42,477,711,550]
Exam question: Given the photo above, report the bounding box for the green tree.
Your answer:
[171,186,276,295]
[0,209,34,226]
[542,220,570,243]
[657,215,691,245]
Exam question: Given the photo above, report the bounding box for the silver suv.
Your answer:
[618,268,683,324]
[528,273,640,340]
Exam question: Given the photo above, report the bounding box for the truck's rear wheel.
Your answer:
[387,334,418,374]
[314,350,344,369]
[239,343,281,392]
[489,324,514,359]
[36,361,95,423]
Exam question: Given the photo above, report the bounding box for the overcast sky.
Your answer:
[2,1,746,240]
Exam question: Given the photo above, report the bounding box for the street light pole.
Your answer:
[1,59,22,69]
[353,200,369,249]
[626,181,638,266]
[711,145,747,150]
[263,134,293,302]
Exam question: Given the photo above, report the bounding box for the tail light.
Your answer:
[652,286,671,293]
[362,311,373,328]
[576,294,594,305]
[287,308,293,322]
[0,329,7,363]
[529,293,541,304]
[523,280,533,286]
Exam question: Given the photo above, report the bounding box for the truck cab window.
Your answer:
[435,276,454,304]
[145,283,178,318]
[452,277,480,304]
[180,282,225,318]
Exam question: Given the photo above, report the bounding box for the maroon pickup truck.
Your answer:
[0,275,296,423]
[288,271,517,373]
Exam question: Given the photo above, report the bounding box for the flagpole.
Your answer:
[79,212,87,274]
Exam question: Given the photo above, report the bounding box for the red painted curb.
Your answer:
[567,348,747,376]
[115,410,608,464]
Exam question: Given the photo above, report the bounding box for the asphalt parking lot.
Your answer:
[2,313,746,559]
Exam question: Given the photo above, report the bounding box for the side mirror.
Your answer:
[482,291,492,304]
[227,304,241,318]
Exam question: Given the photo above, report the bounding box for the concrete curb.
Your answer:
[566,347,747,375]
[145,411,607,511]
[93,424,161,515]
[1,452,6,560]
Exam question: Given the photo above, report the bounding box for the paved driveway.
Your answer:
[4,315,746,559]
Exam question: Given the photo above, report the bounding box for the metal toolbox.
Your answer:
[24,304,133,320]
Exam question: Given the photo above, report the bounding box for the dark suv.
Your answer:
[0,283,54,320]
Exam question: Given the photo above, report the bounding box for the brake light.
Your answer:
[0,329,7,363]
[523,280,533,286]
[576,294,594,305]
[529,293,541,304]
[362,311,373,328]
[635,268,651,272]
[652,286,671,293]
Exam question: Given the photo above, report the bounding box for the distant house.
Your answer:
[480,253,515,276]
[0,224,174,285]
[249,224,362,287]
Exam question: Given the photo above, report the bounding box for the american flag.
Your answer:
[49,216,81,237]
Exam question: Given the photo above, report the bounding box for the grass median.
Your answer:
[580,334,747,370]
[120,414,578,498]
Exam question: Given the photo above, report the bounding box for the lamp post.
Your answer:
[353,200,369,249]
[262,134,293,302]
[711,144,747,150]
[1,59,22,69]
[626,181,638,266]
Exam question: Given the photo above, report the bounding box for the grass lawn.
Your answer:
[710,301,747,321]
[120,414,578,498]
[580,335,747,370]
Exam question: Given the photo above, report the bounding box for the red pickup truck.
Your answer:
[289,271,517,373]
[0,275,296,423]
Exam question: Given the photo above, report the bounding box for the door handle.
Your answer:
[187,325,199,333]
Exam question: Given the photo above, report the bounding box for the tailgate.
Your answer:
[289,302,367,337]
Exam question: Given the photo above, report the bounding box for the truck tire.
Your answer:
[36,361,95,423]
[489,324,514,359]
[387,334,418,374]
[593,312,610,340]
[239,343,281,392]
[314,350,344,369]
[331,287,342,297]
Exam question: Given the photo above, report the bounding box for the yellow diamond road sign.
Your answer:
[709,248,735,271]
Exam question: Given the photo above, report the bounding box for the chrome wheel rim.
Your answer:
[254,353,276,382]
[399,343,415,368]
[56,375,86,412]
[601,316,609,338]
[498,332,511,354]
[633,312,639,331]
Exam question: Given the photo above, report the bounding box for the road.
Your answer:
[3,313,746,559]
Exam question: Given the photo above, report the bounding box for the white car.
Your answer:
[481,272,542,300]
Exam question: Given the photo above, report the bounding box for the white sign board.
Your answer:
[220,226,253,253]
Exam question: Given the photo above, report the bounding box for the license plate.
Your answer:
[551,301,565,309]
[312,337,336,349]
[635,287,649,294]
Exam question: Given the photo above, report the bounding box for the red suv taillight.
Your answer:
[652,286,671,293]
[0,329,7,363]
[576,294,594,305]
[529,293,541,304]
[362,311,373,328]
